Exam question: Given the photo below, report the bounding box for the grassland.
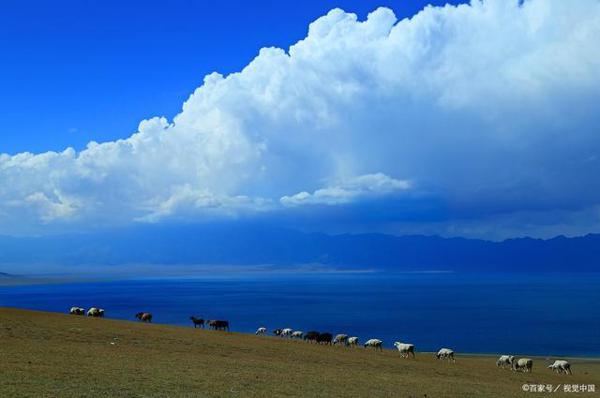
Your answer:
[1,307,598,397]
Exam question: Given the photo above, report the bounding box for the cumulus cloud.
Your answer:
[1,0,600,237]
[280,173,410,206]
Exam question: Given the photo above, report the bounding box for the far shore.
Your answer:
[0,265,457,286]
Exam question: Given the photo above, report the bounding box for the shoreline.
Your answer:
[4,268,600,287]
[0,267,453,287]
[1,306,598,362]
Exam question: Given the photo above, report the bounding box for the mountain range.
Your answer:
[1,224,599,273]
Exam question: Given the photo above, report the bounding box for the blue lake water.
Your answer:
[1,272,599,357]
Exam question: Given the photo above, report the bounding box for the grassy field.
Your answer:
[1,307,598,397]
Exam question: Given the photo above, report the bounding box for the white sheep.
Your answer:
[333,334,348,346]
[496,355,515,369]
[513,358,533,372]
[255,327,267,335]
[291,331,303,339]
[87,307,100,317]
[87,307,105,317]
[548,360,572,375]
[436,348,455,362]
[69,307,84,315]
[393,341,415,358]
[364,339,383,350]
[347,337,359,347]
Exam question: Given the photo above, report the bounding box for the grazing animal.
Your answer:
[207,320,230,331]
[291,331,303,339]
[548,360,572,375]
[255,327,267,335]
[281,328,293,338]
[69,307,85,315]
[393,341,416,358]
[317,332,333,345]
[190,316,205,328]
[303,331,320,343]
[135,312,152,323]
[97,309,105,318]
[273,328,283,336]
[496,355,515,369]
[87,307,101,317]
[513,358,533,372]
[333,334,349,346]
[364,339,383,350]
[436,348,455,362]
[347,337,359,347]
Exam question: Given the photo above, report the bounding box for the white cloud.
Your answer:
[137,184,273,223]
[1,0,600,236]
[281,173,410,206]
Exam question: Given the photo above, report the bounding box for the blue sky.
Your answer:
[1,0,599,240]
[1,0,464,154]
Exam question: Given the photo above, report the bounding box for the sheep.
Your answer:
[255,327,267,335]
[190,316,205,328]
[135,312,152,323]
[364,339,383,350]
[207,320,229,331]
[317,332,333,345]
[548,360,572,375]
[281,328,293,338]
[87,307,102,317]
[303,331,319,343]
[496,355,515,369]
[69,307,85,315]
[333,334,349,346]
[347,336,359,347]
[513,358,533,373]
[436,348,455,362]
[291,331,303,339]
[393,341,416,358]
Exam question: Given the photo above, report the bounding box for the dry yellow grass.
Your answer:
[1,307,598,397]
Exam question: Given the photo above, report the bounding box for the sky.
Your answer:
[1,0,599,240]
[1,0,464,154]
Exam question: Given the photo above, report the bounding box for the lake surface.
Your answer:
[1,272,599,357]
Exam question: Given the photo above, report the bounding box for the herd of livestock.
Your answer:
[69,306,574,375]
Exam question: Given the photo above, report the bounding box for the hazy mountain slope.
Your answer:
[1,225,599,272]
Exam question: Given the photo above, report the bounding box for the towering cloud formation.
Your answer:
[1,0,600,237]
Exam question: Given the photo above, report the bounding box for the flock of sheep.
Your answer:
[69,306,574,374]
[70,306,104,317]
[497,355,573,374]
[255,327,573,374]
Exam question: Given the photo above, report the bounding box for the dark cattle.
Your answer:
[273,328,283,336]
[303,331,320,343]
[317,332,333,345]
[135,312,152,323]
[190,316,205,328]
[207,320,230,331]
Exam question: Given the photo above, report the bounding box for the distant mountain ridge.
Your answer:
[0,225,599,272]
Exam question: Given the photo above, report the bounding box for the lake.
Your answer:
[1,272,599,357]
